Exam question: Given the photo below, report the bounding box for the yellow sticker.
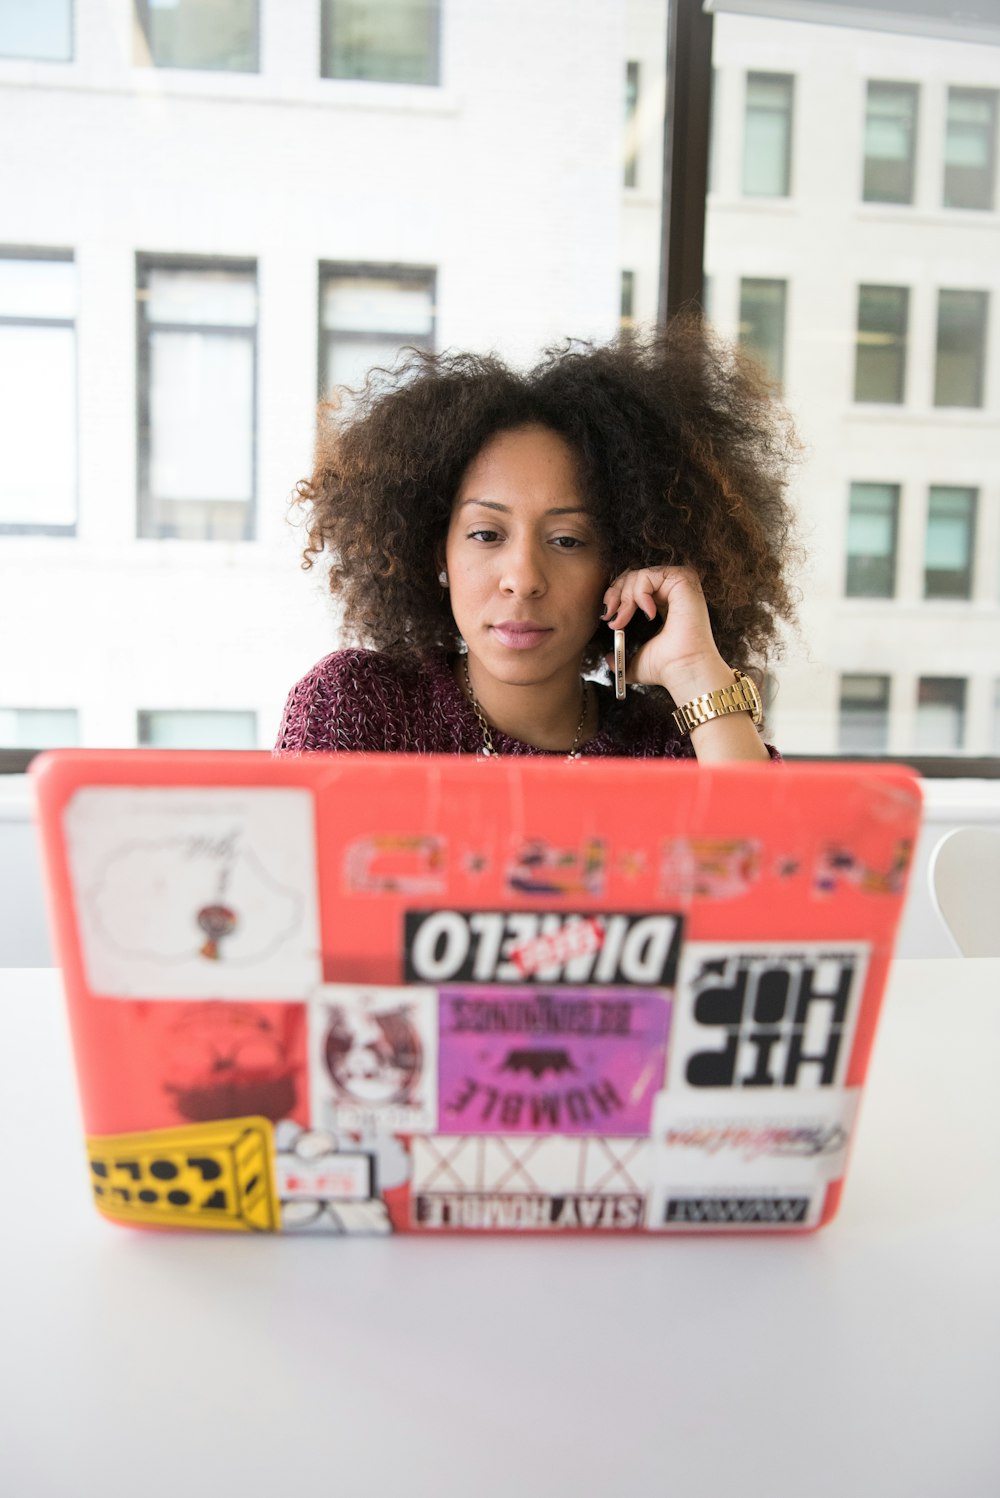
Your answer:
[86,1117,279,1232]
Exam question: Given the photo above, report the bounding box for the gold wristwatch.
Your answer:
[672,670,764,736]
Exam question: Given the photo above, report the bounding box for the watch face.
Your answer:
[737,671,764,725]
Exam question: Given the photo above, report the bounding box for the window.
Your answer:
[838,675,890,753]
[620,270,635,332]
[916,677,966,751]
[854,285,908,403]
[863,81,918,204]
[138,710,257,749]
[0,708,79,749]
[0,252,76,534]
[321,0,439,85]
[944,88,997,211]
[0,0,72,60]
[934,289,988,408]
[743,73,793,197]
[738,277,786,385]
[993,682,1000,754]
[319,265,435,401]
[625,60,640,188]
[845,483,899,598]
[137,258,257,541]
[924,486,976,599]
[134,0,257,72]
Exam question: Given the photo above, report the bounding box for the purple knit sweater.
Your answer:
[274,648,748,758]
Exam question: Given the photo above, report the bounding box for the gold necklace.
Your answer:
[462,656,589,760]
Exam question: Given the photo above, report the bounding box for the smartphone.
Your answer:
[614,630,627,699]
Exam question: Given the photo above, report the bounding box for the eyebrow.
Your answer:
[458,499,591,517]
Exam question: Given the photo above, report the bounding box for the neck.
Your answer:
[460,657,590,752]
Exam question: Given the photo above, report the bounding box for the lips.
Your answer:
[491,622,553,650]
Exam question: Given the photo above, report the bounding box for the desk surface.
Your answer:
[2,961,998,1498]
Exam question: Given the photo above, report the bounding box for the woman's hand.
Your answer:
[602,565,769,763]
[602,565,731,705]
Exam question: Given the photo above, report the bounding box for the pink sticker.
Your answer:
[438,986,670,1135]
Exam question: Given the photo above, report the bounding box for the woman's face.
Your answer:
[444,424,608,694]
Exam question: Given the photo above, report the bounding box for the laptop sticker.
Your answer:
[667,942,868,1094]
[403,909,682,986]
[309,984,438,1135]
[86,1117,280,1231]
[438,985,671,1136]
[272,1122,392,1235]
[409,1134,649,1231]
[646,1089,859,1231]
[64,787,322,1000]
[659,838,761,900]
[504,837,606,897]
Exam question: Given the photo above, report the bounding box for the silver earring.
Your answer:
[438,570,448,586]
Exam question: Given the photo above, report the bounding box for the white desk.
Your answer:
[1,962,998,1498]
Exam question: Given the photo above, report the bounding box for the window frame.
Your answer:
[135,252,259,542]
[317,261,437,404]
[943,86,998,212]
[742,71,794,198]
[319,0,442,87]
[845,481,900,599]
[737,275,787,386]
[862,79,919,205]
[924,485,977,601]
[838,673,891,754]
[133,0,260,74]
[0,246,77,537]
[934,287,989,409]
[854,283,909,404]
[0,0,74,62]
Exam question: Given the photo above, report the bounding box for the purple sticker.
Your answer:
[438,986,671,1135]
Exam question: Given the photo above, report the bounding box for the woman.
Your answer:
[276,317,798,762]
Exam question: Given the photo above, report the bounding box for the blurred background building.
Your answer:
[1,0,998,759]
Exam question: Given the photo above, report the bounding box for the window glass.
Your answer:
[838,675,890,753]
[625,60,640,188]
[135,0,257,73]
[743,73,793,196]
[846,482,898,598]
[0,0,72,61]
[738,277,786,385]
[854,285,908,403]
[320,267,435,400]
[138,261,257,540]
[916,677,966,752]
[934,289,988,407]
[944,88,997,210]
[138,710,257,749]
[620,269,635,332]
[0,253,76,532]
[0,708,79,749]
[321,0,439,85]
[925,486,976,599]
[863,81,918,204]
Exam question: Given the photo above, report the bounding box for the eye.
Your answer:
[551,534,587,549]
[468,527,502,543]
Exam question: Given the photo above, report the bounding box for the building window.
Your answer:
[137,258,257,541]
[134,0,257,72]
[0,0,72,60]
[924,486,976,599]
[845,482,899,598]
[742,73,793,197]
[934,289,988,408]
[854,285,908,404]
[620,270,635,332]
[863,81,918,204]
[738,278,786,386]
[319,265,435,401]
[624,60,640,188]
[916,678,966,752]
[0,708,79,749]
[0,252,76,534]
[839,675,890,753]
[321,0,439,85]
[138,710,257,749]
[944,88,997,211]
[993,681,1000,754]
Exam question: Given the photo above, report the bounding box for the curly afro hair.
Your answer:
[294,315,800,685]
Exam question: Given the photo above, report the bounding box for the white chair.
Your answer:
[928,826,1000,958]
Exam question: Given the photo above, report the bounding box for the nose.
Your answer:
[499,535,547,597]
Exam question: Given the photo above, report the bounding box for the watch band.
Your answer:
[672,670,764,736]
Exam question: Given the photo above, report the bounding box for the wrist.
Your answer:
[660,652,734,705]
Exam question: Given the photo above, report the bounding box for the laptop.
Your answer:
[32,751,922,1236]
